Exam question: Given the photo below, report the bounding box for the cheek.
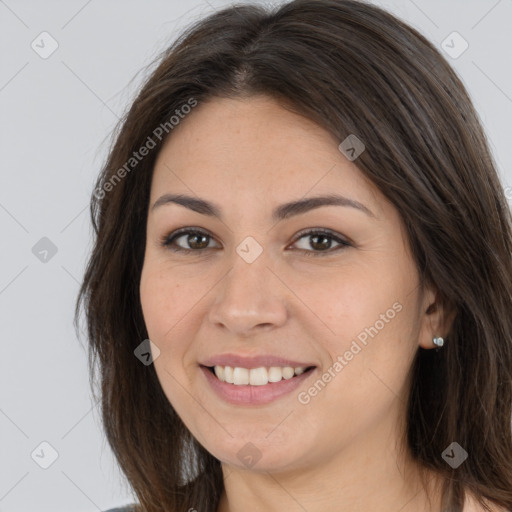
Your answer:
[139,260,218,389]
[315,288,419,417]
[140,268,170,340]
[297,263,410,345]
[139,262,199,345]
[304,258,420,391]
[140,267,203,422]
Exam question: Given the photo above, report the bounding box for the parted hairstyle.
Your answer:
[74,1,512,511]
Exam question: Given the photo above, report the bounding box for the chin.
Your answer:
[201,433,314,474]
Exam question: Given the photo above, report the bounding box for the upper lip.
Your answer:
[201,353,316,369]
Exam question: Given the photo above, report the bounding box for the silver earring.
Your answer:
[432,336,444,347]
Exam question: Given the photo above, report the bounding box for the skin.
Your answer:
[139,95,458,512]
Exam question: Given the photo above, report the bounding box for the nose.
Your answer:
[208,249,288,336]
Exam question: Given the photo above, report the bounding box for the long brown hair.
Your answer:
[75,1,512,510]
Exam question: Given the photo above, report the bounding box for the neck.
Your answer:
[216,414,443,512]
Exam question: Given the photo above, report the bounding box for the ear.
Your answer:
[418,284,456,350]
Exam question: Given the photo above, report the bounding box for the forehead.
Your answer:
[150,95,384,217]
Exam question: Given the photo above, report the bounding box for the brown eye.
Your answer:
[291,229,351,257]
[161,228,219,253]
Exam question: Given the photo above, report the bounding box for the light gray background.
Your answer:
[1,0,511,511]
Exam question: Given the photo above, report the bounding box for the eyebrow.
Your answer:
[151,193,375,221]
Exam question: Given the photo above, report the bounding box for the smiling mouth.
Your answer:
[205,365,316,386]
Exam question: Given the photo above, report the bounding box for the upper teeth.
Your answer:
[213,365,307,386]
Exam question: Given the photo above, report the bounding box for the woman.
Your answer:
[76,0,512,511]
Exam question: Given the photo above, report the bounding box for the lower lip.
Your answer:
[200,366,316,405]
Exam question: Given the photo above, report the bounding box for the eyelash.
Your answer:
[159,227,352,257]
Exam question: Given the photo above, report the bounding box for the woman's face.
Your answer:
[140,95,437,473]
